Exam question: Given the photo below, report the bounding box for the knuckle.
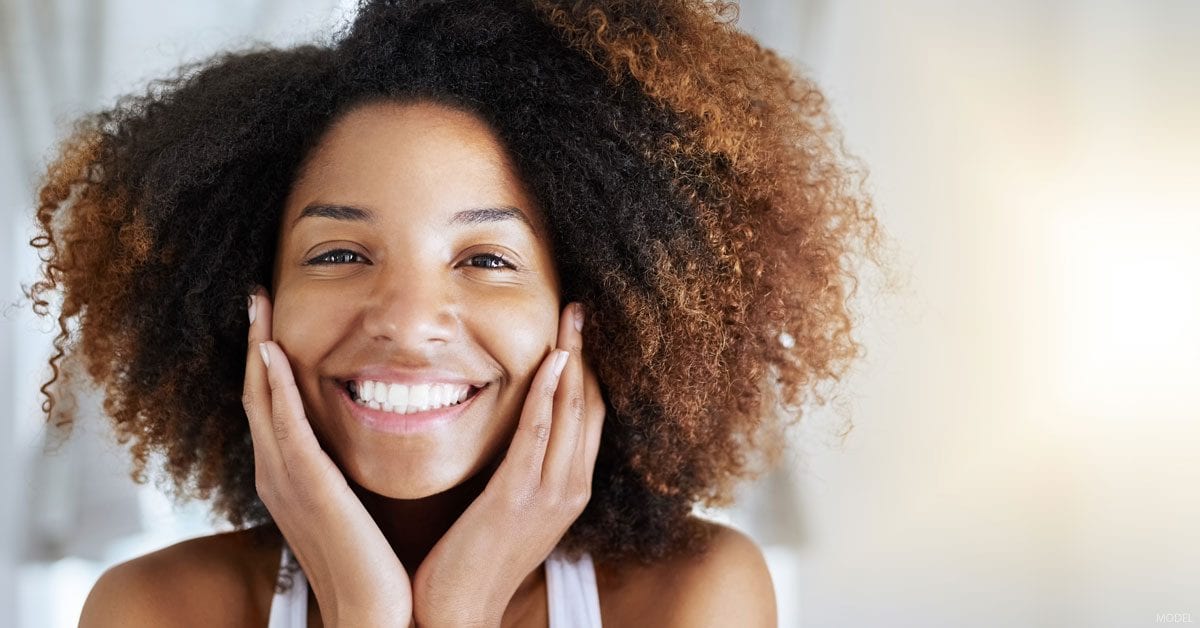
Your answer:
[569,394,586,419]
[531,422,551,443]
[540,492,563,513]
[272,417,289,441]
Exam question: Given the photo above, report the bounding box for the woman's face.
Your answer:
[270,100,561,499]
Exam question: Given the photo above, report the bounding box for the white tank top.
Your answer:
[267,545,602,627]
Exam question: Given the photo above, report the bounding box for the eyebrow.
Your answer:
[292,202,535,232]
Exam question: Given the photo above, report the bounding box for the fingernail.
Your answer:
[553,350,569,377]
[248,295,256,325]
[573,304,584,332]
[258,342,271,368]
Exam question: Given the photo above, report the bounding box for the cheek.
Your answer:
[270,288,348,376]
[472,294,560,388]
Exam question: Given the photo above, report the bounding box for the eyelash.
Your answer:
[304,249,517,271]
[306,249,366,265]
[466,252,517,270]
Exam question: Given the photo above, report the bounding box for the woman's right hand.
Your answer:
[242,286,413,628]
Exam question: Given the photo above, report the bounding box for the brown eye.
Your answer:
[305,249,369,265]
[466,253,516,270]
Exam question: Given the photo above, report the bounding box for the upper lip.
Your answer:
[338,366,488,388]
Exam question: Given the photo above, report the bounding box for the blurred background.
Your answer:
[2,0,1197,626]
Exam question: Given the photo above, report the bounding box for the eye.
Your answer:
[465,252,517,271]
[305,249,370,265]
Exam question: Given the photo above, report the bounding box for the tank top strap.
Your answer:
[267,545,309,628]
[545,546,603,627]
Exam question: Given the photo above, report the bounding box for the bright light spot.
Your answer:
[1047,207,1200,421]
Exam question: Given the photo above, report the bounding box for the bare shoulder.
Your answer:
[597,517,777,628]
[78,528,279,628]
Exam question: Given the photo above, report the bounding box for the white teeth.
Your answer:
[410,384,430,411]
[350,380,474,415]
[388,383,408,409]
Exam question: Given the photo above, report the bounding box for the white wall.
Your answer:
[768,1,1200,626]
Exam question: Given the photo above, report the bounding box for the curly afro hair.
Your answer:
[27,0,883,569]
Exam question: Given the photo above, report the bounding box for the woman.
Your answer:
[29,0,880,625]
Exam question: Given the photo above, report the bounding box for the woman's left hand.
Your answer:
[411,302,605,628]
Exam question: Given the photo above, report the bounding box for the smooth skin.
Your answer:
[77,101,777,628]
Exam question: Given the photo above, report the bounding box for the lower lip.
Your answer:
[339,384,486,435]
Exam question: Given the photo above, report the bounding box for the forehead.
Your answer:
[284,100,543,233]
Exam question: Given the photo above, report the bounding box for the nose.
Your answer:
[360,265,458,347]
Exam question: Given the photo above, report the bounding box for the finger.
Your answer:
[572,314,604,486]
[543,303,586,485]
[571,304,604,484]
[243,286,280,464]
[503,345,569,483]
[580,359,605,486]
[573,312,596,468]
[573,351,594,459]
[258,340,325,473]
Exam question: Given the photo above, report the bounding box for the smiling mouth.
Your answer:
[342,380,487,416]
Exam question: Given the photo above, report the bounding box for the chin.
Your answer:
[337,436,509,500]
[340,453,471,499]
